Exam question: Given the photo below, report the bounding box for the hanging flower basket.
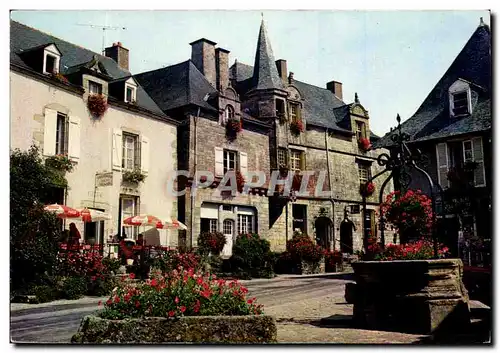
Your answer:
[358,137,371,152]
[45,154,74,172]
[122,168,147,184]
[225,118,242,141]
[359,181,375,197]
[50,72,69,85]
[290,120,304,137]
[87,93,108,119]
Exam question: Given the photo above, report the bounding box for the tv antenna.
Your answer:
[76,23,127,54]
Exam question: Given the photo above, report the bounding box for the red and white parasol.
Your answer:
[156,217,188,230]
[78,208,112,222]
[123,214,162,227]
[44,204,80,218]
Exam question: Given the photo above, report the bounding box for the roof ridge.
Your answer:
[11,20,131,75]
[135,59,190,77]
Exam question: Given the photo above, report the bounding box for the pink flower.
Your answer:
[168,311,175,317]
[180,306,186,313]
[175,296,179,304]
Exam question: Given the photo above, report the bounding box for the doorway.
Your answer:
[84,208,105,245]
[339,219,355,254]
[315,217,332,250]
[221,219,234,257]
[292,204,307,234]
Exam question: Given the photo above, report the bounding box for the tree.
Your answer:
[10,146,65,291]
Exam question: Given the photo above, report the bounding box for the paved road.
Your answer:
[10,274,353,344]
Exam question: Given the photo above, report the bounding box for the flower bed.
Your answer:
[72,270,277,343]
[281,232,325,274]
[368,239,449,261]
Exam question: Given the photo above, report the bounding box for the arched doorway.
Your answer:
[315,217,333,250]
[339,218,355,254]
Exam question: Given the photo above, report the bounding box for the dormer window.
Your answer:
[224,105,235,123]
[356,121,366,140]
[449,79,472,117]
[89,81,103,94]
[452,92,469,115]
[42,44,61,74]
[123,78,138,103]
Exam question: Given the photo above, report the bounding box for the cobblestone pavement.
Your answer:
[10,273,426,344]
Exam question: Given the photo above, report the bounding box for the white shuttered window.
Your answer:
[436,143,449,189]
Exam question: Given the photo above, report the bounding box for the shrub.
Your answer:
[33,284,59,303]
[324,250,342,272]
[102,257,122,274]
[230,233,275,279]
[45,154,74,172]
[10,146,64,291]
[197,232,226,255]
[61,276,87,300]
[273,251,295,274]
[99,270,263,320]
[146,247,201,274]
[87,276,117,297]
[286,232,324,264]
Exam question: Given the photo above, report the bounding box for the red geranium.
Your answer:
[358,137,371,151]
[360,181,375,197]
[290,120,305,137]
[87,93,108,119]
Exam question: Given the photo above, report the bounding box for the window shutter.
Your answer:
[239,151,248,178]
[215,147,224,177]
[436,143,449,189]
[68,116,81,161]
[112,129,123,171]
[300,152,306,171]
[472,137,485,187]
[140,135,150,174]
[43,108,58,156]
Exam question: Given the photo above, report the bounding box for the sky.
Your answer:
[10,10,490,136]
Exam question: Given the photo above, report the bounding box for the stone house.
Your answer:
[10,20,181,248]
[375,19,491,257]
[136,19,393,255]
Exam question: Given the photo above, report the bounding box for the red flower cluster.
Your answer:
[197,232,226,255]
[146,247,201,274]
[87,93,108,119]
[290,120,305,136]
[323,250,342,269]
[358,137,371,151]
[100,269,264,319]
[225,118,243,140]
[286,232,323,263]
[369,238,449,261]
[50,72,69,84]
[360,181,375,197]
[55,248,109,280]
[380,189,433,239]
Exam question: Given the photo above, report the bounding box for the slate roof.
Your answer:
[10,20,165,116]
[375,23,491,148]
[135,60,218,113]
[251,19,285,91]
[230,61,362,135]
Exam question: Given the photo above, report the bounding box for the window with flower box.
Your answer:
[122,133,140,171]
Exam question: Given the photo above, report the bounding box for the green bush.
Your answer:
[197,232,226,255]
[87,276,117,297]
[230,233,275,279]
[33,284,60,303]
[102,257,122,274]
[61,277,87,300]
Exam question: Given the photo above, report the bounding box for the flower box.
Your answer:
[122,169,147,184]
[71,314,277,343]
[358,137,371,152]
[350,259,470,334]
[225,118,242,141]
[45,154,74,172]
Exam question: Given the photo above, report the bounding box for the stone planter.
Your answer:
[299,259,325,275]
[71,315,277,344]
[350,259,470,334]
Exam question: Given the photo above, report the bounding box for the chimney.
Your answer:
[190,38,217,88]
[215,47,230,91]
[326,80,343,100]
[275,59,287,83]
[105,42,129,71]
